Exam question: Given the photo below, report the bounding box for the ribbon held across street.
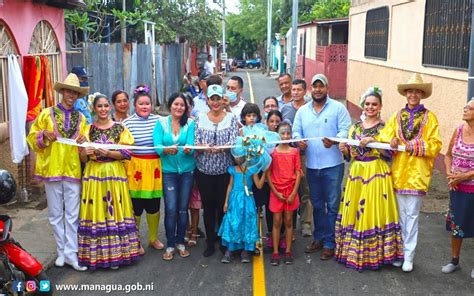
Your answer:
[56,137,406,152]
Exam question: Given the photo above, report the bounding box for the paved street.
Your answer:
[48,70,474,295]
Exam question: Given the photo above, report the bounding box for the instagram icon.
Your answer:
[26,281,36,292]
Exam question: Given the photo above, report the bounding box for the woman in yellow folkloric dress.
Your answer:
[78,94,140,270]
[335,87,404,271]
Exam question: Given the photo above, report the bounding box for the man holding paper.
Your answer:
[377,73,442,272]
[293,74,351,260]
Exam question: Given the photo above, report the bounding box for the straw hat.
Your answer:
[397,73,432,99]
[53,73,89,97]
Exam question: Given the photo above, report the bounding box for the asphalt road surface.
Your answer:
[49,69,474,296]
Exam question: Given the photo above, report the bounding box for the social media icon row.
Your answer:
[12,280,50,292]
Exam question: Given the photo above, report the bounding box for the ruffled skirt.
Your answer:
[335,158,404,271]
[78,160,140,269]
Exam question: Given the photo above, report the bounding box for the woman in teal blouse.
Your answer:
[153,93,195,261]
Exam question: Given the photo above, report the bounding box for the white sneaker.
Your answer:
[402,261,413,272]
[110,266,119,270]
[65,259,88,272]
[301,226,312,237]
[54,256,65,267]
[392,261,402,268]
[441,263,460,274]
[471,268,474,279]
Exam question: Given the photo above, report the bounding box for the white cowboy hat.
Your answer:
[397,73,432,99]
[53,73,89,97]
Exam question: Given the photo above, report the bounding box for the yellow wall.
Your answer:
[347,61,466,156]
[347,0,468,154]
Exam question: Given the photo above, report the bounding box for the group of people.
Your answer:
[25,68,474,278]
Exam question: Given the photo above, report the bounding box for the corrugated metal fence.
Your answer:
[66,43,184,109]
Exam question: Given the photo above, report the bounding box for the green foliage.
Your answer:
[65,0,146,46]
[140,0,221,45]
[309,0,350,20]
[226,0,267,58]
[226,0,350,58]
[64,12,95,33]
[65,0,220,46]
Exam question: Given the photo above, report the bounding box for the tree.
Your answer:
[308,0,350,20]
[225,0,339,59]
[226,0,269,59]
[65,0,144,47]
[65,0,220,46]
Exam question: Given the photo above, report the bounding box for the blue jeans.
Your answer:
[163,172,194,248]
[307,163,344,249]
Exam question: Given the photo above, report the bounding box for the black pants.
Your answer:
[253,182,273,234]
[132,198,161,216]
[195,170,230,245]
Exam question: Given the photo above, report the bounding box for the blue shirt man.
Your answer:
[293,73,351,258]
[71,66,92,124]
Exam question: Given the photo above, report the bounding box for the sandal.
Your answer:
[138,243,145,255]
[188,234,199,247]
[149,240,165,250]
[162,247,175,261]
[176,244,190,258]
[184,230,192,242]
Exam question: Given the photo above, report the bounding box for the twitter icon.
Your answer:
[39,280,50,292]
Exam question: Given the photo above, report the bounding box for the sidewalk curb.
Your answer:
[14,207,57,271]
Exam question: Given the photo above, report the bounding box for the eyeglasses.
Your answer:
[464,105,474,111]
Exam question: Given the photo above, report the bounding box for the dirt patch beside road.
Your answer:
[422,169,449,213]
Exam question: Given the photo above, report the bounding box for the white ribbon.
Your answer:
[56,137,406,152]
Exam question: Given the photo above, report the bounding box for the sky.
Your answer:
[207,0,240,15]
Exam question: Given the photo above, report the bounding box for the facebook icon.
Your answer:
[13,281,24,292]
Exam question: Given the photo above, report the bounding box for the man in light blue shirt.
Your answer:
[293,73,351,260]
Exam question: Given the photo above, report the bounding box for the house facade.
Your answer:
[294,18,349,99]
[0,0,84,194]
[347,0,470,169]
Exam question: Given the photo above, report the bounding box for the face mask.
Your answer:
[264,111,269,119]
[226,91,238,103]
[80,81,89,87]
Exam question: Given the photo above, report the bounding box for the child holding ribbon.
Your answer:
[218,122,279,263]
[267,121,302,266]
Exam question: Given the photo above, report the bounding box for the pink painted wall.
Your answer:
[0,0,67,77]
[297,44,348,100]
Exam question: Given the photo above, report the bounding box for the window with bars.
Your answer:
[364,6,389,60]
[422,0,471,70]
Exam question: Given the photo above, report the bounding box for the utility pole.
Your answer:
[222,0,226,56]
[290,0,298,77]
[266,0,272,76]
[468,0,474,101]
[121,0,126,43]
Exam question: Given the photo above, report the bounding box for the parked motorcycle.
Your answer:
[0,170,52,295]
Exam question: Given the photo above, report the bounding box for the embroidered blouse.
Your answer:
[86,123,133,162]
[378,105,442,196]
[26,103,87,183]
[346,121,390,162]
[451,124,474,193]
[194,112,239,175]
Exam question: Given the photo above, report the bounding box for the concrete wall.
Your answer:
[347,0,468,159]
